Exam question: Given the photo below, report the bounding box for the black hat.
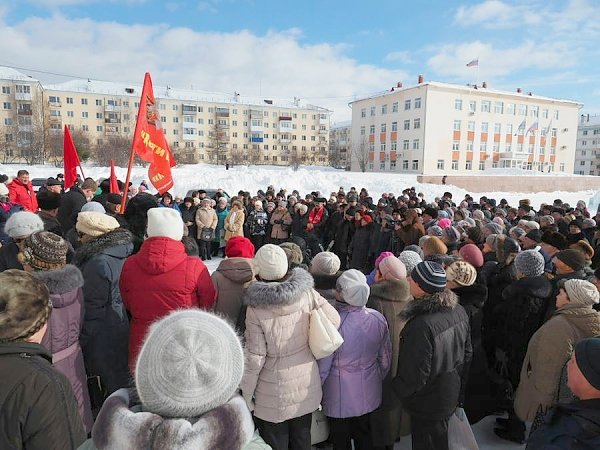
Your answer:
[574,338,600,390]
[316,197,327,204]
[487,199,497,207]
[36,191,61,210]
[569,220,583,230]
[346,207,356,216]
[106,193,123,205]
[518,204,532,212]
[541,230,568,250]
[466,226,483,243]
[525,229,543,243]
[46,177,62,187]
[423,207,438,219]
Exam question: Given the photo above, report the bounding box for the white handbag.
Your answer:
[448,407,479,450]
[308,291,343,360]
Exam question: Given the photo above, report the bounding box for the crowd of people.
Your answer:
[1,168,600,449]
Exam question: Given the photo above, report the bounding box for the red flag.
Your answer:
[63,125,82,190]
[131,73,175,194]
[109,160,119,194]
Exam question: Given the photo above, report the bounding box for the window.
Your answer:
[405,100,411,110]
[414,98,421,109]
[542,109,549,119]
[370,106,376,117]
[81,98,88,105]
[2,102,11,110]
[391,121,398,132]
[550,146,556,155]
[412,160,419,170]
[519,104,527,116]
[95,112,102,119]
[506,124,513,134]
[467,121,475,131]
[403,140,410,150]
[453,120,461,131]
[465,160,472,170]
[392,102,398,113]
[403,120,410,130]
[437,159,445,170]
[452,160,459,170]
[361,108,366,118]
[455,99,463,111]
[391,141,397,150]
[528,144,535,154]
[480,142,487,152]
[414,118,421,129]
[531,106,539,118]
[494,123,501,134]
[481,101,491,113]
[469,101,476,113]
[381,123,386,133]
[493,142,500,152]
[479,161,485,170]
[559,163,565,172]
[67,111,74,117]
[580,160,586,166]
[380,162,386,170]
[1,86,10,94]
[467,140,474,151]
[551,128,557,137]
[81,111,88,118]
[506,103,515,115]
[481,122,488,132]
[96,125,103,132]
[381,104,387,115]
[452,140,460,150]
[390,160,396,169]
[173,117,179,123]
[412,139,419,150]
[360,126,366,135]
[15,85,30,94]
[3,118,12,125]
[554,110,559,120]
[82,125,89,131]
[380,143,386,151]
[369,125,375,135]
[494,102,504,114]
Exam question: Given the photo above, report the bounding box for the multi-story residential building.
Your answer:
[574,114,600,175]
[350,75,581,174]
[329,120,351,169]
[0,66,330,166]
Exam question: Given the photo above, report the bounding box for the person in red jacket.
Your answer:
[8,170,38,212]
[119,207,216,373]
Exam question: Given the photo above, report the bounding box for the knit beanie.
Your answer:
[80,201,106,213]
[466,226,483,243]
[442,226,461,244]
[411,261,447,294]
[437,218,452,229]
[514,249,545,277]
[146,208,184,241]
[541,230,569,250]
[564,279,600,307]
[446,260,477,287]
[399,250,422,274]
[20,231,68,271]
[378,256,407,281]
[375,251,395,268]
[574,337,600,390]
[0,270,51,343]
[4,211,44,239]
[255,244,289,281]
[555,249,586,272]
[76,211,119,237]
[225,236,255,258]
[336,269,370,307]
[135,309,244,418]
[404,244,424,259]
[427,225,443,237]
[459,244,484,268]
[311,252,341,276]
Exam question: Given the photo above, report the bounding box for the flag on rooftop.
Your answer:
[466,58,479,67]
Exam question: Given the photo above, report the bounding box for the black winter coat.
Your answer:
[0,241,22,272]
[291,212,308,239]
[497,275,553,386]
[350,223,373,273]
[180,204,198,239]
[58,187,88,233]
[75,228,133,398]
[0,342,85,449]
[393,289,472,420]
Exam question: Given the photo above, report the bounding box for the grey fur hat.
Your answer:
[514,249,545,277]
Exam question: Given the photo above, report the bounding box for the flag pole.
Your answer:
[119,140,136,215]
[78,162,85,180]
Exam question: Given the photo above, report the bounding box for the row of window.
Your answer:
[360,119,421,135]
[454,98,560,120]
[580,140,600,146]
[433,159,563,171]
[360,98,423,118]
[453,119,557,136]
[1,85,31,94]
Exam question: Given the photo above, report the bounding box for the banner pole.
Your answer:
[119,141,136,215]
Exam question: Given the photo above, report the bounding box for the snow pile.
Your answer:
[0,163,594,208]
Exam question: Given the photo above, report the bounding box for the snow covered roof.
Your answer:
[349,80,582,107]
[43,78,328,111]
[331,120,351,129]
[0,67,39,83]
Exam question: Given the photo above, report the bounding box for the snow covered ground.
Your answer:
[1,163,595,209]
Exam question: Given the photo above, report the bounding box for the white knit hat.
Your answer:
[446,260,477,287]
[76,211,119,237]
[135,309,244,418]
[336,269,370,307]
[398,250,422,274]
[4,211,44,239]
[564,279,600,307]
[146,208,184,241]
[310,252,341,276]
[255,244,289,281]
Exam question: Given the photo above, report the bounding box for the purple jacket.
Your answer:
[36,264,93,433]
[318,301,392,418]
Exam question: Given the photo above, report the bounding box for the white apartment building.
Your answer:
[574,114,600,175]
[350,76,581,175]
[0,66,330,166]
[329,120,351,169]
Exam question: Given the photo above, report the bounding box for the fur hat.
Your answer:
[255,244,288,281]
[225,236,255,258]
[427,225,444,237]
[336,269,370,307]
[311,252,341,276]
[574,337,600,390]
[442,226,461,244]
[514,249,545,277]
[541,230,568,250]
[4,211,44,239]
[466,226,483,244]
[459,244,484,268]
[485,223,503,235]
[36,191,61,211]
[446,260,477,287]
[399,250,422,274]
[411,261,447,294]
[422,236,448,256]
[496,236,520,263]
[378,256,407,281]
[76,211,119,237]
[0,270,51,342]
[556,249,586,272]
[146,208,184,241]
[20,231,68,271]
[81,201,106,213]
[564,279,600,307]
[135,310,244,418]
[279,242,304,268]
[525,229,543,244]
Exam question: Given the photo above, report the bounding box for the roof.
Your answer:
[43,78,328,111]
[349,79,582,108]
[580,114,600,128]
[0,67,39,83]
[331,120,351,129]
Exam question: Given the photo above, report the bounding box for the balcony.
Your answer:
[105,126,119,134]
[216,132,230,142]
[279,116,292,121]
[250,137,263,143]
[18,124,33,132]
[15,92,32,101]
[182,132,196,141]
[249,109,263,118]
[183,121,197,128]
[279,136,291,144]
[216,122,229,129]
[17,109,32,116]
[182,104,197,114]
[105,118,121,124]
[319,129,328,134]
[104,104,121,112]
[216,108,230,118]
[319,115,328,125]
[500,152,527,159]
[48,100,61,107]
[250,124,263,132]
[48,115,61,122]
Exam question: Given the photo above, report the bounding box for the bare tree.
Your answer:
[45,128,93,167]
[351,136,370,173]
[207,122,230,164]
[0,122,18,164]
[19,105,46,165]
[290,147,301,171]
[95,134,132,167]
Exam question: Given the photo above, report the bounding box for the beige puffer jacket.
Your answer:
[195,207,218,239]
[224,204,245,241]
[240,268,341,423]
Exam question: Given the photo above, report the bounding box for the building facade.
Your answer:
[574,114,600,175]
[329,120,351,170]
[350,76,581,175]
[0,67,330,166]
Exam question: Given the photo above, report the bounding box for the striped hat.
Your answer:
[411,261,447,294]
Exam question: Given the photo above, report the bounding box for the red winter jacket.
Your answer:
[8,179,38,212]
[120,237,216,373]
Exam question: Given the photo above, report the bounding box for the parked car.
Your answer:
[31,178,47,192]
[185,189,231,201]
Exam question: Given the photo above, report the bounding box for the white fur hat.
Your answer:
[255,244,288,281]
[4,211,44,239]
[146,208,184,241]
[336,269,370,307]
[310,252,341,276]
